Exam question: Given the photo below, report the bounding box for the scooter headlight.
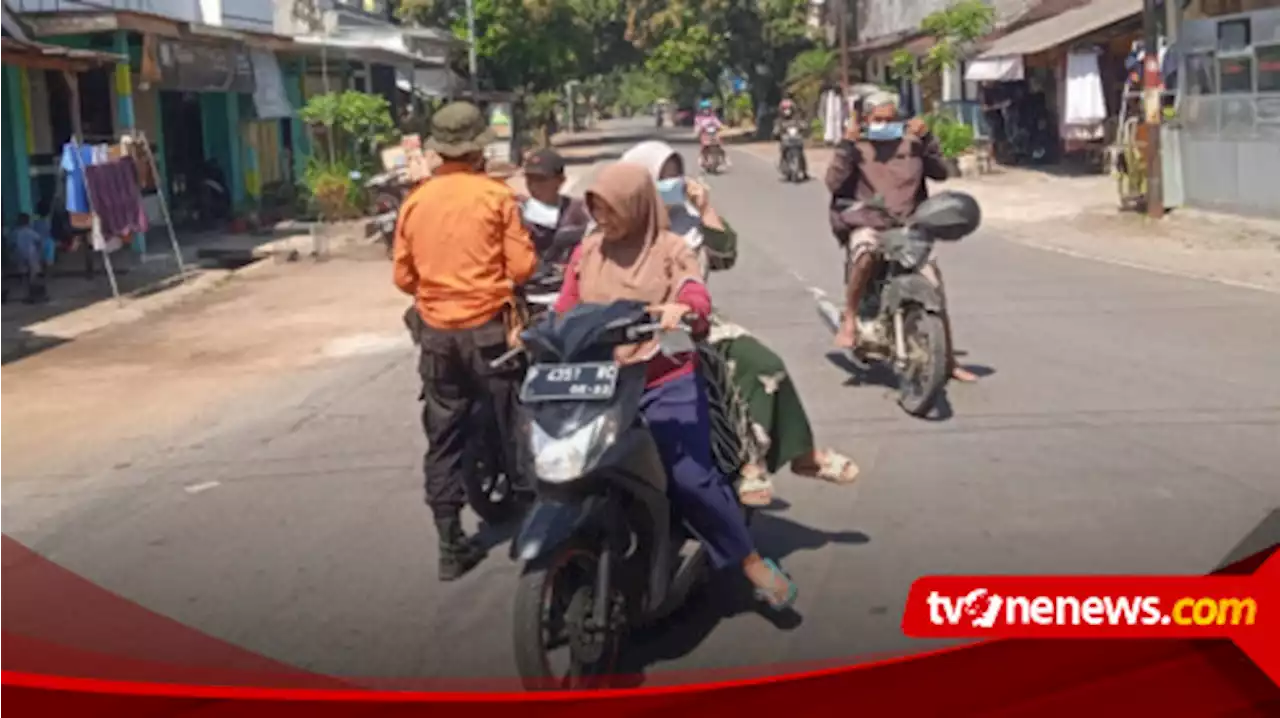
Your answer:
[529,409,620,483]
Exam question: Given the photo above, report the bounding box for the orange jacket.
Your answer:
[393,162,538,330]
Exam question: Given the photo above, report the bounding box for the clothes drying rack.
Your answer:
[68,130,188,305]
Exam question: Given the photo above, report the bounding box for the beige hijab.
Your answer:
[576,162,705,364]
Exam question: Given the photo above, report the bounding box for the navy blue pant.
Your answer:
[641,370,754,570]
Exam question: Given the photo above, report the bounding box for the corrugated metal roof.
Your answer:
[978,0,1141,59]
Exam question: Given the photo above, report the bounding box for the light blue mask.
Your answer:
[521,198,561,229]
[656,177,686,207]
[865,121,906,141]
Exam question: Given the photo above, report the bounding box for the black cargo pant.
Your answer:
[414,312,525,521]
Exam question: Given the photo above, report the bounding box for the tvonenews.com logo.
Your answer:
[900,573,1273,641]
[926,589,1258,629]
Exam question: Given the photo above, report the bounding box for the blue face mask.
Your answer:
[656,177,686,207]
[865,121,906,141]
[521,197,561,229]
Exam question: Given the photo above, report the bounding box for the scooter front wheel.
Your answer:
[513,538,623,691]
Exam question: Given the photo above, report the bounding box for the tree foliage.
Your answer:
[785,47,837,115]
[895,0,996,81]
[399,0,821,136]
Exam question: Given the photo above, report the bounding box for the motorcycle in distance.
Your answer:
[699,126,726,175]
[462,224,587,525]
[815,191,981,418]
[365,169,412,258]
[499,301,750,690]
[780,125,807,182]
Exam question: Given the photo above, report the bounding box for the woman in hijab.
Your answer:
[622,141,860,507]
[554,162,797,610]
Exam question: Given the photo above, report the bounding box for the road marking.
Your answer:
[1005,238,1280,295]
[184,481,220,495]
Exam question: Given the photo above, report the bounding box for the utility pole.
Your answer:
[837,0,851,97]
[1142,0,1164,219]
[466,0,479,97]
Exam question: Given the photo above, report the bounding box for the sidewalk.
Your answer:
[738,142,1280,292]
[2,223,365,364]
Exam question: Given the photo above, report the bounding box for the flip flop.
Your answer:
[796,451,860,485]
[737,471,775,507]
[754,558,798,611]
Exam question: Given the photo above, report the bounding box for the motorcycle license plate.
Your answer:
[522,363,618,402]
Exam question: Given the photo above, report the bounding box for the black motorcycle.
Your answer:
[816,192,981,417]
[504,301,748,689]
[779,125,807,182]
[366,171,412,258]
[462,223,589,524]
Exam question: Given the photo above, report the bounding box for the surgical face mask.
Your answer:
[522,197,561,229]
[656,177,686,207]
[865,121,906,141]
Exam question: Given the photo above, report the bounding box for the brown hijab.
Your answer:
[576,162,705,364]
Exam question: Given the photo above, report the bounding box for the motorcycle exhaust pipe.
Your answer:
[892,311,908,371]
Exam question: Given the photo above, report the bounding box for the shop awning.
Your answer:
[965,55,1025,82]
[396,67,466,98]
[976,0,1141,60]
[292,33,444,70]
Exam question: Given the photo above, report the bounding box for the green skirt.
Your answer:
[713,334,816,473]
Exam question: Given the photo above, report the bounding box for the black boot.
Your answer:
[435,515,487,582]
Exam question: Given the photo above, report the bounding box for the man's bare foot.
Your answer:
[834,315,857,349]
[951,365,979,383]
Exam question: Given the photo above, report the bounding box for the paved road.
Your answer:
[4,122,1279,687]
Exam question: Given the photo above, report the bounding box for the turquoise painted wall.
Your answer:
[286,59,310,181]
[199,92,245,210]
[3,65,34,225]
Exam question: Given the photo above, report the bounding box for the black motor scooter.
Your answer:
[504,301,750,690]
[779,125,808,182]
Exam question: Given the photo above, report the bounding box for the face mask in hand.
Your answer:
[865,121,906,141]
[521,198,561,229]
[656,177,687,207]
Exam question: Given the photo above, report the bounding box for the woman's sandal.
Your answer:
[737,468,775,507]
[754,558,798,611]
[795,450,860,485]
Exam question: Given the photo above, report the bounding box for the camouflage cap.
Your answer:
[426,101,495,158]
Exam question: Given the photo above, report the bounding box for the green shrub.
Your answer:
[301,157,364,222]
[925,111,976,159]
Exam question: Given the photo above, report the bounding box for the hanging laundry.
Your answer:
[822,90,843,145]
[1064,51,1107,125]
[60,142,96,214]
[90,214,124,254]
[84,159,149,239]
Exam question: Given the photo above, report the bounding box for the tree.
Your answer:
[785,47,837,115]
[626,0,816,136]
[894,0,996,82]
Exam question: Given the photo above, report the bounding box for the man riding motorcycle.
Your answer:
[694,100,727,170]
[517,148,590,266]
[826,90,978,383]
[773,99,808,180]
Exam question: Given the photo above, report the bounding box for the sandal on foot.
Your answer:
[754,558,798,611]
[737,470,775,507]
[795,451,860,485]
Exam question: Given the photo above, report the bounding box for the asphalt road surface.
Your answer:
[4,121,1279,687]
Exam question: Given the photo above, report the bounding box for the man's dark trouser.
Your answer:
[417,315,524,521]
